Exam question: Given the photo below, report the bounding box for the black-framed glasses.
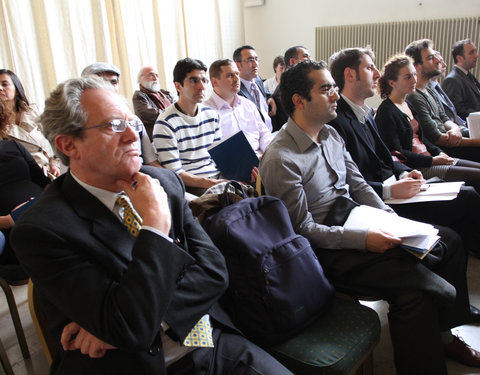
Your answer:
[83,118,143,133]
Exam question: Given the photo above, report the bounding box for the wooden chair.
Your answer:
[28,279,55,366]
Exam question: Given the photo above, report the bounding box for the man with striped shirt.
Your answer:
[153,58,227,195]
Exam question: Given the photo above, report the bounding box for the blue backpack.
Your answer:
[205,181,334,346]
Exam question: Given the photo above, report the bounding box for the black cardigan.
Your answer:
[375,98,443,168]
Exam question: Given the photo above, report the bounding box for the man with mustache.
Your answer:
[406,39,480,162]
[133,66,173,141]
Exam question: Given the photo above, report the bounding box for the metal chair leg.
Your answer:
[0,336,14,375]
[0,277,30,359]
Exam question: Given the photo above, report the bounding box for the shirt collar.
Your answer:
[341,94,372,124]
[285,117,327,153]
[208,91,240,109]
[71,172,120,212]
[240,77,254,90]
[455,65,469,75]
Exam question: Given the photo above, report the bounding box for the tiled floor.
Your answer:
[1,256,480,375]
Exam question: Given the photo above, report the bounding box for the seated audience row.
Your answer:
[375,54,480,191]
[2,36,479,375]
[260,57,480,375]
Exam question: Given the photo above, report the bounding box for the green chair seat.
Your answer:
[269,297,380,375]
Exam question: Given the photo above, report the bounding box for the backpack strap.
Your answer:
[222,181,247,207]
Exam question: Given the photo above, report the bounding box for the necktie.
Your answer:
[250,82,261,107]
[116,195,214,347]
[183,315,214,347]
[362,116,376,149]
[468,73,480,91]
[116,194,143,237]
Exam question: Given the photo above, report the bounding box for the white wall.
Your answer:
[244,0,480,79]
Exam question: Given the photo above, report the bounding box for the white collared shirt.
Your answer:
[204,91,272,154]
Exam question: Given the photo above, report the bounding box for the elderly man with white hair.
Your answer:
[132,66,173,141]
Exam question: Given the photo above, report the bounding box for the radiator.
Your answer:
[315,17,480,80]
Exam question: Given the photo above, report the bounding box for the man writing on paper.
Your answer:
[327,47,480,259]
[259,60,480,374]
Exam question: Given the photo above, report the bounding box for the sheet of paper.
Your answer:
[384,181,464,204]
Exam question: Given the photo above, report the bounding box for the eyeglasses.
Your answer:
[83,118,143,133]
[242,57,260,64]
[322,86,339,97]
[187,77,209,85]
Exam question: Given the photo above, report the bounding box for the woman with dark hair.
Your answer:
[0,98,50,264]
[375,55,480,192]
[263,55,285,93]
[0,69,61,179]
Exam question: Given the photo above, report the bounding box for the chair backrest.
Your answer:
[27,279,56,366]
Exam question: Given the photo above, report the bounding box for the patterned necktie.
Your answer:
[183,314,214,347]
[116,194,214,347]
[250,82,261,107]
[116,194,143,237]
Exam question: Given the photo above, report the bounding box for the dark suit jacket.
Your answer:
[11,166,234,375]
[329,97,410,197]
[238,76,269,123]
[442,66,480,120]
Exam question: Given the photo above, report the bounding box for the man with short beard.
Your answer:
[405,39,480,162]
[133,66,173,141]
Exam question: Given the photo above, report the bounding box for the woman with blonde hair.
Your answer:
[375,55,480,192]
[0,69,60,179]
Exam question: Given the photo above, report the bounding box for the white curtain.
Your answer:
[0,0,244,110]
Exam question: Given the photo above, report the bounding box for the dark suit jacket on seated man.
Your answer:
[10,77,291,375]
[234,45,276,131]
[442,38,480,121]
[259,59,478,375]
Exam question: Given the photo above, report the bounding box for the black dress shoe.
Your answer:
[469,305,480,324]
